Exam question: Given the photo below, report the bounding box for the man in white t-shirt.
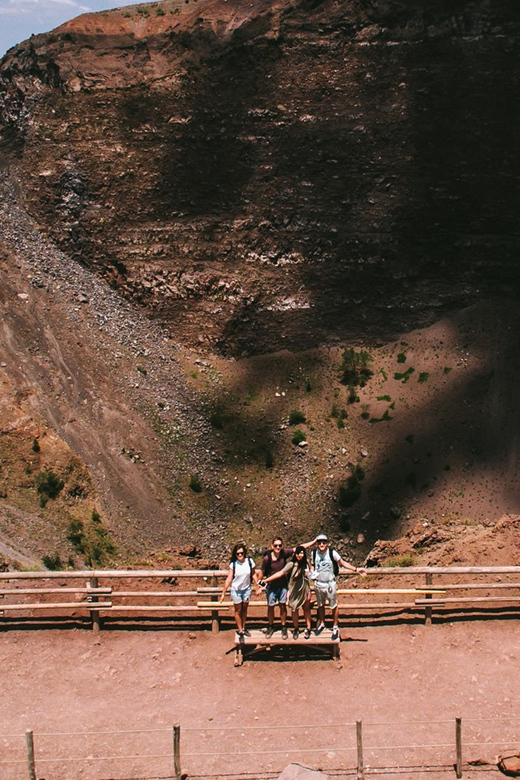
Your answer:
[312,533,365,641]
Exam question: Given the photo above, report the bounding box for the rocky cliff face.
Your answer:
[1,0,519,355]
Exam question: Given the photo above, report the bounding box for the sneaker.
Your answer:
[292,629,299,640]
[304,628,311,640]
[265,626,275,638]
[239,631,245,644]
[281,626,288,640]
[315,623,325,636]
[331,626,340,641]
[243,628,251,637]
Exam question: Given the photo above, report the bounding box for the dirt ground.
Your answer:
[1,617,519,780]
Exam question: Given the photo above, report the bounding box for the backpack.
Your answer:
[232,556,254,582]
[312,546,339,577]
[262,549,288,577]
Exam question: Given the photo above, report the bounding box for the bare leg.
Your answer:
[241,602,249,631]
[317,604,325,627]
[303,601,312,630]
[280,602,287,627]
[332,604,339,627]
[267,604,275,627]
[292,609,300,631]
[234,603,244,633]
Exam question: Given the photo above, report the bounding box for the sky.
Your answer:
[0,0,149,58]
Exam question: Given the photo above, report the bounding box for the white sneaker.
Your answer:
[331,626,340,641]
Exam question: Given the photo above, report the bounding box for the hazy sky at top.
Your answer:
[0,0,148,58]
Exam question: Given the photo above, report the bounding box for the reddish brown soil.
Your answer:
[1,617,518,780]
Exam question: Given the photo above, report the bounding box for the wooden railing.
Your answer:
[1,566,520,631]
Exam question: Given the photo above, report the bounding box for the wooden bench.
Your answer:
[231,627,340,666]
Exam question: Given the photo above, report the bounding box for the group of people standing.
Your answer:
[219,534,365,643]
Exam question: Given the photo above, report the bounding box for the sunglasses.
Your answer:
[273,543,282,548]
[236,550,245,556]
[317,540,328,544]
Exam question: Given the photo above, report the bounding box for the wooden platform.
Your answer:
[232,628,340,666]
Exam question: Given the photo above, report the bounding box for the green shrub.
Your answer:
[405,472,417,488]
[394,367,415,383]
[68,520,86,554]
[383,554,416,568]
[156,6,166,14]
[397,352,407,364]
[405,434,415,444]
[340,349,373,387]
[189,475,202,493]
[137,366,147,377]
[32,438,40,453]
[67,513,116,565]
[369,409,393,424]
[42,553,63,571]
[338,463,365,507]
[35,470,64,502]
[210,411,224,429]
[291,429,306,446]
[418,372,430,384]
[338,482,361,507]
[289,410,306,425]
[347,386,360,404]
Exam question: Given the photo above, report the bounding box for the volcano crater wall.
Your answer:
[1,0,519,355]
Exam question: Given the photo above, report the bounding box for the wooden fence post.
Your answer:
[210,574,220,634]
[455,717,462,778]
[25,729,36,780]
[89,575,101,633]
[173,723,182,780]
[425,572,433,625]
[356,720,364,780]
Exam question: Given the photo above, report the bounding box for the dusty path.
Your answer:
[1,619,519,779]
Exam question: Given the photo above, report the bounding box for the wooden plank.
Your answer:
[198,601,419,610]
[234,629,340,646]
[0,569,228,580]
[111,591,199,597]
[98,605,219,612]
[0,602,112,611]
[442,583,520,591]
[415,596,520,606]
[336,588,445,595]
[0,587,112,595]
[337,602,417,610]
[2,565,520,582]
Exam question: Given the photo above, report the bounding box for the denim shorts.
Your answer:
[266,585,288,606]
[231,586,251,605]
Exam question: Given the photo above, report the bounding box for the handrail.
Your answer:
[1,566,520,633]
[2,564,520,580]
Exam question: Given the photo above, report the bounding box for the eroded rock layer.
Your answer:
[1,0,519,354]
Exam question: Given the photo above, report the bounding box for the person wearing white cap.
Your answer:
[312,533,365,641]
